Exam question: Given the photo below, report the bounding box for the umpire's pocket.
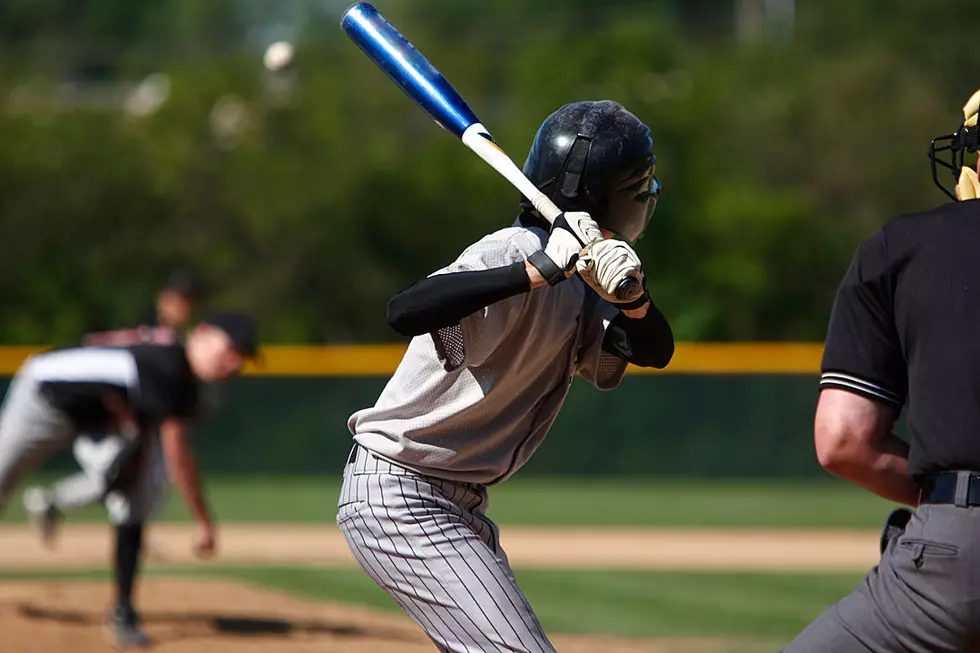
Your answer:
[880,507,914,555]
[899,538,959,569]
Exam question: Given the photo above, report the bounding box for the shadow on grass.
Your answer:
[16,603,421,644]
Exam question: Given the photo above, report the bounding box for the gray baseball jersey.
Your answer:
[348,223,627,485]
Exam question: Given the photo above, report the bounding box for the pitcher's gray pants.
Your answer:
[0,370,74,512]
[784,502,980,652]
[50,433,169,525]
[337,445,556,653]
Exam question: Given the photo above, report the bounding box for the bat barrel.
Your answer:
[341,3,480,139]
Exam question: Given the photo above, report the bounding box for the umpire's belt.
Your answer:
[919,471,980,507]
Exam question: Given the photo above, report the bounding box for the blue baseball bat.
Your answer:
[341,3,477,140]
[340,2,643,302]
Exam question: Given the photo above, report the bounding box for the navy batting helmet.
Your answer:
[521,101,660,243]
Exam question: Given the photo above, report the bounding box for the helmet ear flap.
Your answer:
[558,136,592,200]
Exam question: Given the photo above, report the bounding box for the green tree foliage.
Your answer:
[0,0,974,343]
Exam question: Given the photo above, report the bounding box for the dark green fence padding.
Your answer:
[4,375,830,478]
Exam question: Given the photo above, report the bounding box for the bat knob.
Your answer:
[615,277,644,303]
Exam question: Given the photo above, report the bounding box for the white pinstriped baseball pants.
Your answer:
[337,445,556,653]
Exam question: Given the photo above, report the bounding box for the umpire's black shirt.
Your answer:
[32,343,199,433]
[821,199,980,479]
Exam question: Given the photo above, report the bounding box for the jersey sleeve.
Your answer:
[428,231,534,368]
[576,291,629,390]
[820,230,907,406]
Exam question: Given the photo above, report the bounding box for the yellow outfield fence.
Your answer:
[0,343,824,377]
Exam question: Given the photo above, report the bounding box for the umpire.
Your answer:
[784,89,980,651]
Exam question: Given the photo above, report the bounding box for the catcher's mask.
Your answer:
[930,89,980,201]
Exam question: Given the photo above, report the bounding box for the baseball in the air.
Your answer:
[263,41,295,72]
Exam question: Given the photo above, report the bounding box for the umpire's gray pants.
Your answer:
[784,502,980,652]
[337,445,556,653]
[0,369,74,512]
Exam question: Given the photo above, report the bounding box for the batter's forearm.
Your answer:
[387,261,532,336]
[524,260,548,288]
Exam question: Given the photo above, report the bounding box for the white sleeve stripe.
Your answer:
[27,349,139,388]
[821,373,902,401]
[820,372,903,401]
[820,377,903,404]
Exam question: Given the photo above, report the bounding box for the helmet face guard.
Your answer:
[602,163,661,242]
[930,120,972,201]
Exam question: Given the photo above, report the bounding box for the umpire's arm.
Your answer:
[816,229,916,506]
[814,389,916,505]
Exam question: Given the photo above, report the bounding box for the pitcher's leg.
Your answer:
[49,435,126,512]
[105,435,162,649]
[0,439,55,511]
[0,379,73,512]
[48,471,107,511]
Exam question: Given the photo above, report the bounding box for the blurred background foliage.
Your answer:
[0,0,973,344]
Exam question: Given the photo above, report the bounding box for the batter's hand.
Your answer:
[576,239,646,305]
[193,521,216,559]
[528,212,604,285]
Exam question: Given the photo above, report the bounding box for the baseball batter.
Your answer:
[0,312,256,648]
[338,101,673,652]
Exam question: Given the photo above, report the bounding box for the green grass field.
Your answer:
[0,564,860,642]
[0,476,876,647]
[4,475,893,528]
[229,566,860,639]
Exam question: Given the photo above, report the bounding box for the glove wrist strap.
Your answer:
[618,290,650,310]
[528,251,567,285]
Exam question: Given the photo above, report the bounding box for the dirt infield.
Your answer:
[0,524,881,572]
[0,525,874,651]
[0,578,773,653]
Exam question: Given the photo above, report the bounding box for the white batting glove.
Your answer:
[528,212,604,285]
[576,239,646,305]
